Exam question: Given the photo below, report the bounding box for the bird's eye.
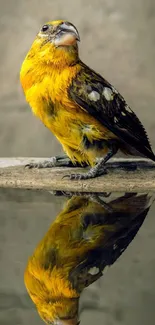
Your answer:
[41,25,49,32]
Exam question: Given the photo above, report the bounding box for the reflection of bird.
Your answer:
[24,193,152,325]
[20,20,155,180]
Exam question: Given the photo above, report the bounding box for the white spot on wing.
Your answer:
[102,87,114,101]
[121,111,126,116]
[114,117,118,123]
[88,267,100,275]
[102,265,109,275]
[125,105,132,112]
[88,91,100,101]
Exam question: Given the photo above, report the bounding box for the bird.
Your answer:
[24,192,152,325]
[20,20,155,180]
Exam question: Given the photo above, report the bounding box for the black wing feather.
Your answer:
[69,63,155,161]
[69,194,150,292]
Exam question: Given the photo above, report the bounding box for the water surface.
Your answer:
[0,189,155,325]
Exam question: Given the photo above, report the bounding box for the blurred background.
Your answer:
[1,1,155,325]
[1,0,155,157]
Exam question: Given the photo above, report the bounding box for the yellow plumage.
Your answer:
[20,20,117,167]
[20,20,155,179]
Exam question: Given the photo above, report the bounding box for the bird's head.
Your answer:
[37,298,80,325]
[29,20,80,67]
[38,20,80,47]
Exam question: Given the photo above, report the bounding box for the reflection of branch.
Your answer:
[0,157,155,192]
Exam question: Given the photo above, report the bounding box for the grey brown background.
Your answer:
[1,0,155,157]
[0,1,155,325]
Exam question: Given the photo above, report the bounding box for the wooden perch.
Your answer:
[0,157,155,193]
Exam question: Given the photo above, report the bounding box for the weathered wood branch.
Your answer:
[0,157,155,192]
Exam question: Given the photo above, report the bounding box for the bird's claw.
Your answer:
[62,170,106,180]
[25,156,78,169]
[62,173,81,180]
[25,162,41,169]
[25,158,57,169]
[62,173,89,180]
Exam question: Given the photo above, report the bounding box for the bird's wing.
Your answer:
[69,63,155,160]
[68,208,148,293]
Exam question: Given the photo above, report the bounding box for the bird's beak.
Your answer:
[54,23,80,47]
[59,23,80,42]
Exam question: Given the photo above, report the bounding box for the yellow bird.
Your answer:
[24,192,152,325]
[20,20,155,179]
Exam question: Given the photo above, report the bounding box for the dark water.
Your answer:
[0,189,155,325]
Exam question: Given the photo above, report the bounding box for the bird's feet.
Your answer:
[63,148,117,180]
[25,157,57,169]
[63,165,107,180]
[25,155,77,169]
